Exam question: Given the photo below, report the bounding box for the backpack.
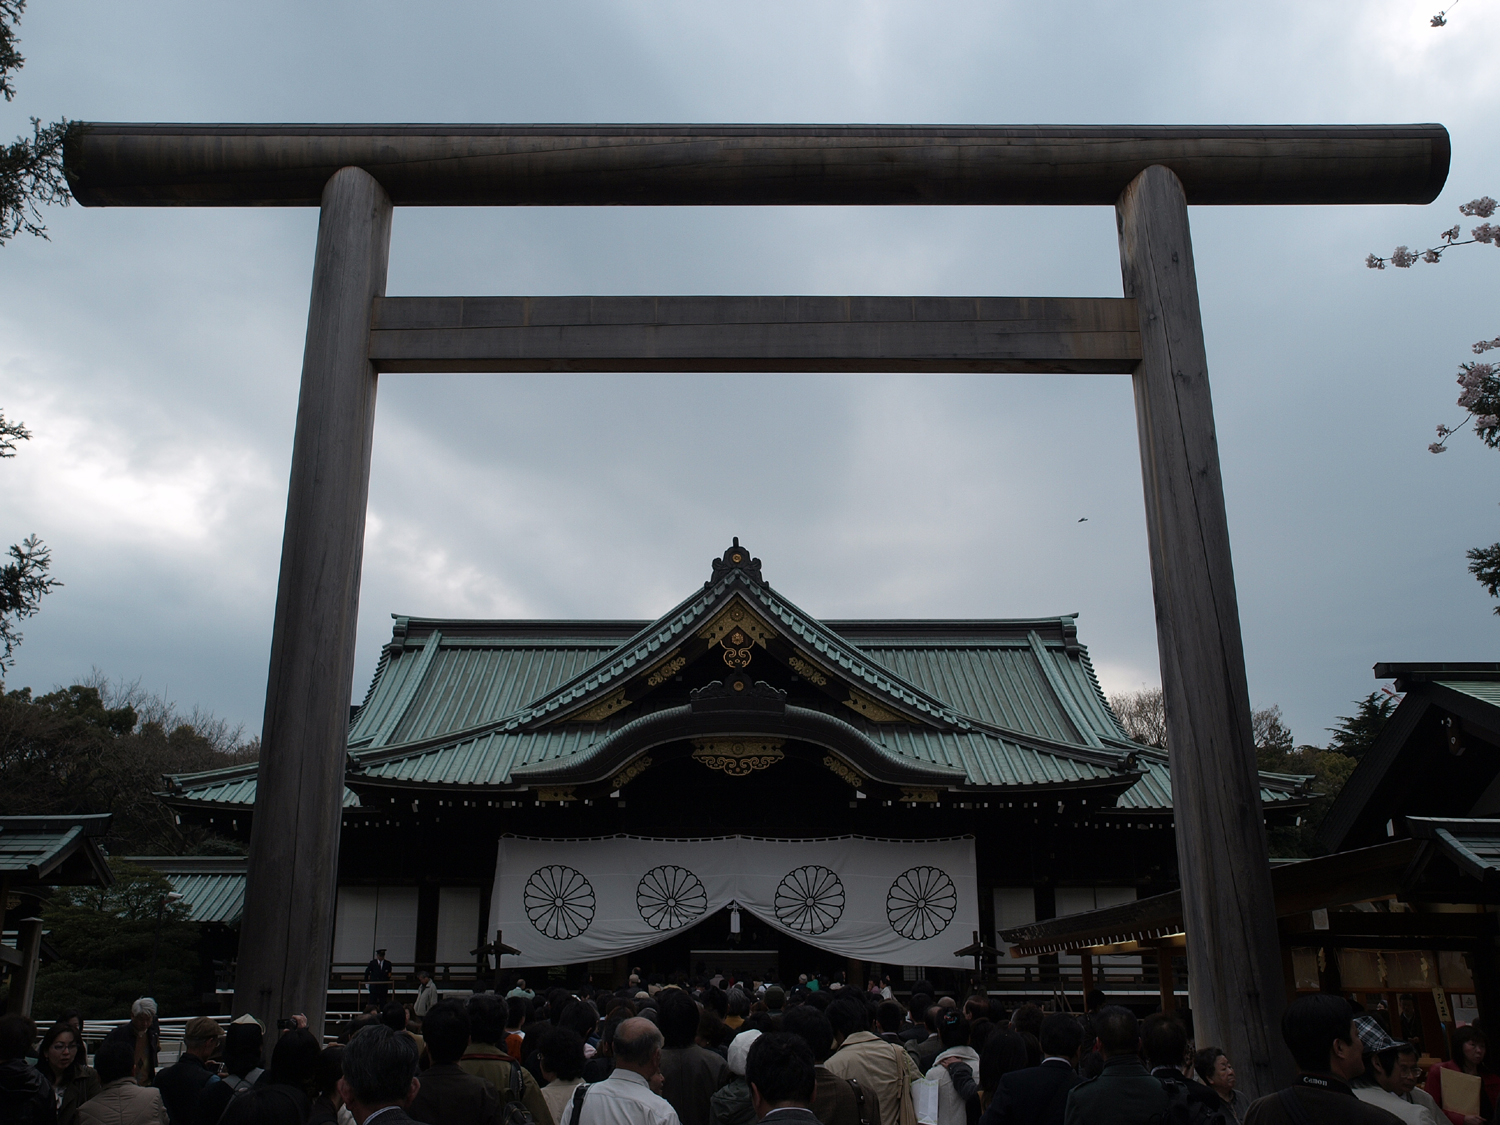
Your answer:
[1155,1076,1227,1125]
[216,1068,265,1124]
[499,1057,539,1125]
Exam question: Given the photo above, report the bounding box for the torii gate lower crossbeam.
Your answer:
[64,123,1452,1096]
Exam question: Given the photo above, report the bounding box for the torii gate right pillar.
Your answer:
[1118,164,1293,1094]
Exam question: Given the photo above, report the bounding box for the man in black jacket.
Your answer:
[746,1033,821,1125]
[1245,995,1402,1125]
[0,1015,55,1125]
[986,1012,1082,1125]
[1142,1014,1225,1124]
[339,1024,422,1125]
[365,949,394,1008]
[1062,1007,1167,1125]
[410,1002,499,1125]
[156,1017,223,1125]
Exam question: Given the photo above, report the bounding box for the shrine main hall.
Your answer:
[159,540,1306,1004]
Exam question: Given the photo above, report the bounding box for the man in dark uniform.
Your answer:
[366,948,394,1008]
[1063,1006,1168,1125]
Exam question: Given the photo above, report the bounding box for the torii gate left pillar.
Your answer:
[231,167,391,1037]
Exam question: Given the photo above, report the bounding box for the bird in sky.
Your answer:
[1077,517,1088,523]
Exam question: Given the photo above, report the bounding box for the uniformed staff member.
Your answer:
[365,948,394,1008]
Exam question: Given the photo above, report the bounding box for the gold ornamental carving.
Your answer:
[698,600,777,650]
[721,626,754,669]
[787,655,829,686]
[843,689,907,723]
[645,651,686,687]
[691,738,785,777]
[562,688,630,723]
[823,754,864,788]
[900,788,941,803]
[535,787,577,802]
[611,755,653,790]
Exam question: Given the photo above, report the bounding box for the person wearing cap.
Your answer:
[1244,994,1402,1124]
[710,1030,763,1125]
[155,1017,222,1125]
[365,949,394,1008]
[1349,1016,1441,1125]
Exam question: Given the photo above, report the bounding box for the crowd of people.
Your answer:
[0,974,1486,1125]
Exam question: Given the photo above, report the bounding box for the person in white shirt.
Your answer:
[1350,1015,1442,1125]
[560,1018,680,1125]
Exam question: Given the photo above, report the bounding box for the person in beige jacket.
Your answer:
[76,1041,166,1125]
[824,999,919,1125]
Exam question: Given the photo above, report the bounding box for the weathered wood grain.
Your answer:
[233,167,391,1040]
[367,295,1141,374]
[65,123,1449,207]
[1117,164,1292,1096]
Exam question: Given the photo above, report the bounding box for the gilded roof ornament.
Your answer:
[711,537,764,584]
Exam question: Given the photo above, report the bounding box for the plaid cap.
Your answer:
[1353,1014,1409,1054]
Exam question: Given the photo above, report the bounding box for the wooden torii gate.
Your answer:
[66,123,1448,1095]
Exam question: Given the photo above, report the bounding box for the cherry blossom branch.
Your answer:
[1367,197,1499,268]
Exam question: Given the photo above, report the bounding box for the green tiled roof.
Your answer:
[165,543,1308,815]
[1407,817,1500,886]
[164,765,361,810]
[1114,750,1308,811]
[124,857,246,923]
[0,815,113,886]
[1435,680,1500,709]
[350,635,623,748]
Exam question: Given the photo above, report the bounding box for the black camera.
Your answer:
[276,1018,297,1031]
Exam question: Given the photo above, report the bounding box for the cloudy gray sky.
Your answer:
[1,0,1496,748]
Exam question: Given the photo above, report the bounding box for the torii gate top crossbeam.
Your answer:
[64,123,1448,208]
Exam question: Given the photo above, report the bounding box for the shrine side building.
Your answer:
[160,542,1307,1005]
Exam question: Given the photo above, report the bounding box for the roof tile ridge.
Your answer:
[748,585,970,729]
[515,576,733,721]
[163,759,262,787]
[349,708,550,767]
[882,715,1136,771]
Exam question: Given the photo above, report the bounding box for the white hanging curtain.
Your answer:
[490,835,978,968]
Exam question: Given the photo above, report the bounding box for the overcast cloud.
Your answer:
[0,0,1496,748]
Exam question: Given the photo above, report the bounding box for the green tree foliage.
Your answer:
[23,860,199,1021]
[0,1,72,245]
[1258,694,1396,856]
[0,678,257,854]
[0,409,59,674]
[1468,543,1500,616]
[1108,690,1396,857]
[1326,692,1399,759]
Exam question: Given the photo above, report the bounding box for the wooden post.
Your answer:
[7,917,43,1016]
[233,166,392,1037]
[1156,946,1176,1014]
[1117,164,1292,1096]
[1080,952,1095,1011]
